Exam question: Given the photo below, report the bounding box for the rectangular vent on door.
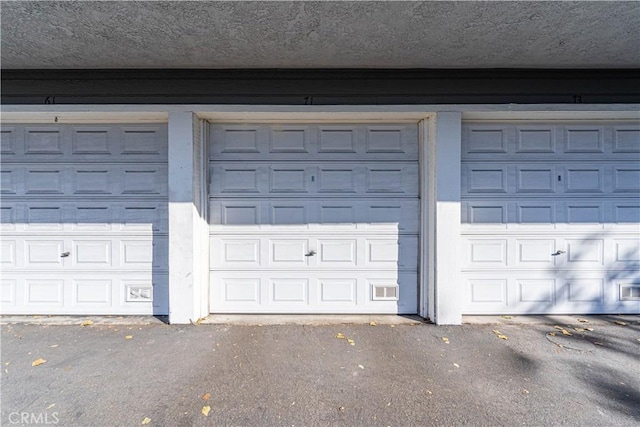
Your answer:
[126,286,153,302]
[620,284,640,301]
[372,285,398,301]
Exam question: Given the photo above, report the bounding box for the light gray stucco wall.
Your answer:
[2,1,639,69]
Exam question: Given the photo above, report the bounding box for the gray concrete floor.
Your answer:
[1,315,639,426]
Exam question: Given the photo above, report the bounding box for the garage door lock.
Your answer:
[305,250,316,257]
[60,251,70,258]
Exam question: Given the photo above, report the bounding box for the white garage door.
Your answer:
[462,122,640,314]
[209,123,419,313]
[0,124,168,315]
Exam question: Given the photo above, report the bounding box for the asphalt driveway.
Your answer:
[1,315,639,427]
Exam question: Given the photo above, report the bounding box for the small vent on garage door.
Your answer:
[372,285,399,301]
[127,286,153,302]
[619,284,640,301]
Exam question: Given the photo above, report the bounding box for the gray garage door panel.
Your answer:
[462,123,640,314]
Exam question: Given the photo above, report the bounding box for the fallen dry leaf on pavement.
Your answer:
[577,318,589,323]
[501,315,513,319]
[125,335,133,340]
[614,321,627,326]
[453,363,460,368]
[31,358,46,367]
[441,337,450,344]
[202,406,211,416]
[347,339,355,346]
[548,332,557,336]
[202,393,211,401]
[80,320,94,327]
[554,326,572,336]
[358,364,364,370]
[49,344,58,348]
[335,333,345,339]
[369,321,377,326]
[141,417,151,425]
[338,406,345,411]
[492,330,508,340]
[45,404,56,410]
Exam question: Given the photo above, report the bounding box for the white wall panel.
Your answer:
[318,168,356,193]
[122,128,164,155]
[73,240,112,266]
[271,279,308,303]
[566,278,604,303]
[74,280,111,304]
[224,279,260,303]
[565,127,604,153]
[516,204,555,224]
[613,126,640,152]
[468,279,508,305]
[518,279,555,303]
[1,128,16,154]
[463,126,507,154]
[565,167,603,193]
[613,168,640,192]
[72,129,110,154]
[318,127,356,152]
[516,239,556,267]
[516,167,555,193]
[613,240,640,265]
[25,129,62,154]
[220,128,260,153]
[0,280,16,304]
[1,240,16,266]
[26,279,64,304]
[319,279,356,303]
[516,127,556,153]
[1,169,18,194]
[270,128,308,153]
[0,207,15,229]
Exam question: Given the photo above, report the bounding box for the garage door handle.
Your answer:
[305,250,316,257]
[60,252,70,258]
[551,250,566,256]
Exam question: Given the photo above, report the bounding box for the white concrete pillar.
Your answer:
[426,112,463,325]
[167,111,209,324]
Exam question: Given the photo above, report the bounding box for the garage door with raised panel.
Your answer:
[0,124,168,315]
[209,123,419,313]
[462,122,640,314]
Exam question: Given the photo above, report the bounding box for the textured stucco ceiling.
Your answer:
[2,1,639,69]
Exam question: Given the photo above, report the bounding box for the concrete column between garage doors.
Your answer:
[424,112,463,325]
[168,111,209,324]
[167,111,463,325]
